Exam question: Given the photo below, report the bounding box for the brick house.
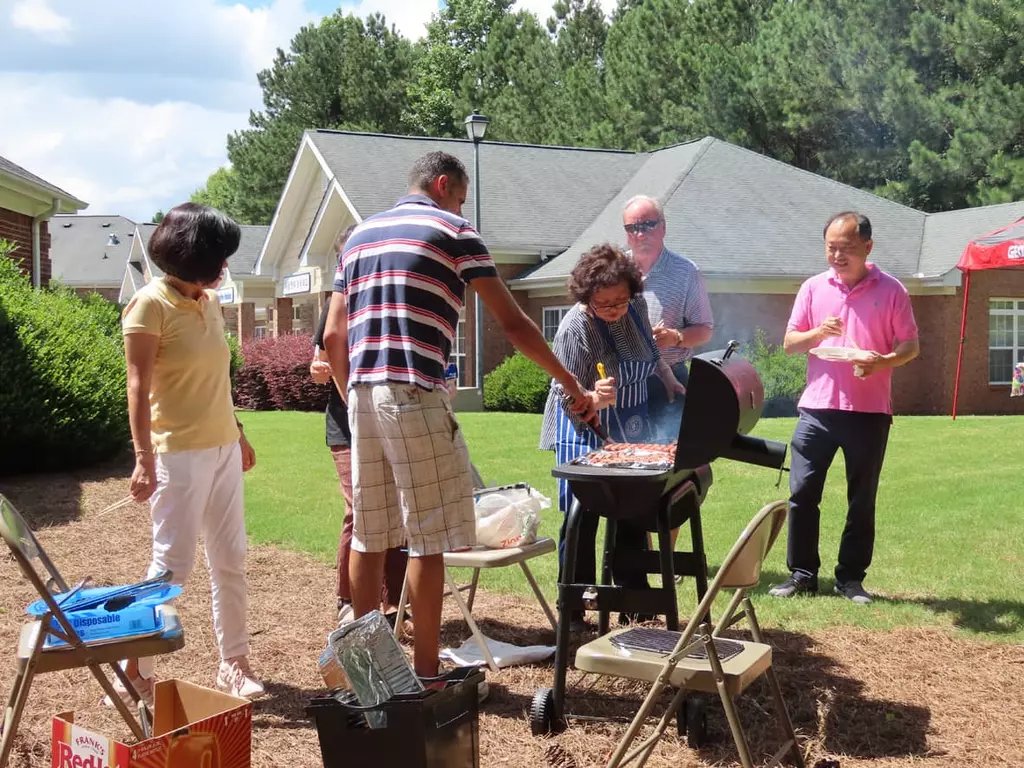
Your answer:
[117,219,274,339]
[254,130,1024,416]
[0,154,87,287]
[50,214,138,300]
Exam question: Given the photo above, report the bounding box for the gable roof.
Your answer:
[231,225,269,275]
[521,138,927,284]
[307,129,645,252]
[50,215,138,286]
[0,155,87,212]
[920,201,1024,278]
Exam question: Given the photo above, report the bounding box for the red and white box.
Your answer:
[52,679,251,768]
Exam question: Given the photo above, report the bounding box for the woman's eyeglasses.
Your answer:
[624,218,661,235]
[590,298,630,312]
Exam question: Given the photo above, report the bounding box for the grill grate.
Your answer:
[610,628,745,662]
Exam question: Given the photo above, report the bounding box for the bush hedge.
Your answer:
[233,333,328,411]
[745,328,807,417]
[0,248,130,473]
[483,351,552,413]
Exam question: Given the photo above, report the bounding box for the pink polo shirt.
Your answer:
[787,265,918,414]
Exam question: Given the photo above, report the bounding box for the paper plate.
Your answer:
[809,347,873,363]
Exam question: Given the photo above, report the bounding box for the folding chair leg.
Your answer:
[705,632,755,768]
[85,663,145,741]
[394,562,411,639]
[466,568,481,612]
[519,561,557,631]
[0,628,45,768]
[444,568,500,673]
[743,599,805,768]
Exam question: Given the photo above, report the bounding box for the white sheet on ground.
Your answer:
[440,634,555,669]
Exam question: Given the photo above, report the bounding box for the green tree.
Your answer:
[152,210,164,223]
[405,0,514,137]
[190,167,240,217]
[227,11,417,224]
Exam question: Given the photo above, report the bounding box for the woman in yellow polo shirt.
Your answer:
[116,203,263,705]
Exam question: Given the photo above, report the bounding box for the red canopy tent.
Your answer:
[952,216,1024,419]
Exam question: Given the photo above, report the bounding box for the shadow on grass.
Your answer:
[0,452,133,531]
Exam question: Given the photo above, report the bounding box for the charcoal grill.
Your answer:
[533,341,789,735]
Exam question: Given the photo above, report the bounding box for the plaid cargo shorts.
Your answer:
[348,383,476,557]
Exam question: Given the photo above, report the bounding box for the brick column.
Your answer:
[238,301,256,340]
[275,297,293,336]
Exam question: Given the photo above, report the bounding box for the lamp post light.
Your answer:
[464,110,490,398]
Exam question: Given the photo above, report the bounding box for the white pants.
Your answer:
[138,442,249,677]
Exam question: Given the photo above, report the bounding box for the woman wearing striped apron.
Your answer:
[540,245,687,631]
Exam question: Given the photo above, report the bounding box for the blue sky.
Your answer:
[0,0,605,222]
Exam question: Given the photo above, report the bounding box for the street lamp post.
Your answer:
[465,110,490,398]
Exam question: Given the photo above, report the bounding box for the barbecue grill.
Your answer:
[532,340,789,735]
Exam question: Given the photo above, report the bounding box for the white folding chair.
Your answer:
[573,500,804,768]
[0,494,184,768]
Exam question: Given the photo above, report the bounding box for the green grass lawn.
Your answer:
[240,411,1024,643]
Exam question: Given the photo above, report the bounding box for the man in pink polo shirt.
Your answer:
[769,212,920,604]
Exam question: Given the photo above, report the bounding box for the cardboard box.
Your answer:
[52,679,251,768]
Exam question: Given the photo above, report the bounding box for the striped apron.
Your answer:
[554,304,659,512]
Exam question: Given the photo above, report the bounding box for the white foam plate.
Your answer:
[809,347,874,363]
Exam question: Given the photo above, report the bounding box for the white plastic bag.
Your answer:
[474,486,550,549]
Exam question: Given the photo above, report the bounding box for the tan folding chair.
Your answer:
[0,494,185,768]
[573,500,804,768]
[393,538,558,673]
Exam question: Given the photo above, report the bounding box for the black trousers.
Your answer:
[787,408,892,584]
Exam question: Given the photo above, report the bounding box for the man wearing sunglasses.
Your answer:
[622,195,714,441]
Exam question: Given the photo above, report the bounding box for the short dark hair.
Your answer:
[148,203,241,284]
[409,151,468,190]
[567,244,643,304]
[824,211,872,242]
[333,223,357,260]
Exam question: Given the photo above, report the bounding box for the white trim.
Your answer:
[254,133,326,275]
[541,305,573,342]
[298,181,362,268]
[986,297,1024,385]
[0,170,87,213]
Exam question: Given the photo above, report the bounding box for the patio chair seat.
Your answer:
[17,605,184,675]
[576,627,771,698]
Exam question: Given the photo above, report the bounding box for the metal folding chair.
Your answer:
[0,494,185,768]
[571,500,804,768]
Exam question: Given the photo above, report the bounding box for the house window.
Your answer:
[293,304,303,322]
[988,299,1024,384]
[450,309,470,387]
[254,325,267,340]
[542,306,573,342]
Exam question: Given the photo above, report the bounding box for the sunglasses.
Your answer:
[624,218,661,235]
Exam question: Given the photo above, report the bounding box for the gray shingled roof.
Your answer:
[231,225,269,275]
[0,155,86,207]
[50,215,138,286]
[307,130,645,251]
[920,201,1024,277]
[523,138,928,283]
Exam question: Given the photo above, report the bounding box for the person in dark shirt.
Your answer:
[310,224,408,627]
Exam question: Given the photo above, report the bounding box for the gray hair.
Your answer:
[623,195,664,219]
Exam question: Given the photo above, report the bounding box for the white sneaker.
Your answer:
[103,672,156,709]
[216,657,265,699]
[337,601,354,626]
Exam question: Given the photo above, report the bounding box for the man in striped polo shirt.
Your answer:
[323,151,589,677]
[622,195,715,440]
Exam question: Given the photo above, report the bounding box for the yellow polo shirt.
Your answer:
[122,278,239,453]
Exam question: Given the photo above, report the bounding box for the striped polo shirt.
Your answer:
[638,247,714,366]
[335,194,498,390]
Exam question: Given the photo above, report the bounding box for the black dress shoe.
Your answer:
[768,573,818,598]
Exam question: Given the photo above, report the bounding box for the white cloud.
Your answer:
[10,0,71,43]
[0,0,613,226]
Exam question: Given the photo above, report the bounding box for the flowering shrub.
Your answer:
[233,333,329,411]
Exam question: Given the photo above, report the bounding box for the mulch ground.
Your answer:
[2,461,1023,767]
